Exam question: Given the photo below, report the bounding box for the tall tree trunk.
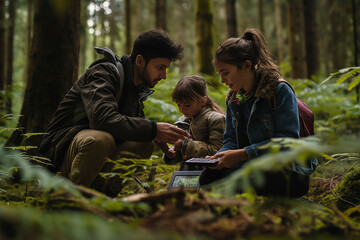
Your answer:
[155,0,167,31]
[286,0,307,78]
[125,0,131,54]
[258,0,264,33]
[108,0,118,52]
[92,0,97,60]
[26,0,34,84]
[6,0,80,148]
[274,0,284,63]
[0,0,5,95]
[195,0,215,77]
[99,5,106,47]
[135,0,142,35]
[318,0,330,75]
[5,0,16,114]
[352,0,359,102]
[79,0,89,74]
[225,0,237,37]
[329,3,344,71]
[303,0,319,79]
[177,0,185,74]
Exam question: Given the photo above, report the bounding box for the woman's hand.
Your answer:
[208,149,249,169]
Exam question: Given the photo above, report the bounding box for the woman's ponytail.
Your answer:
[214,28,281,99]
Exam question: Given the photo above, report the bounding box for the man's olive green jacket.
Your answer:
[39,55,156,171]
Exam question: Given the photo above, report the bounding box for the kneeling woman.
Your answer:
[200,28,318,198]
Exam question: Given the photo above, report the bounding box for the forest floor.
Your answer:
[1,160,360,240]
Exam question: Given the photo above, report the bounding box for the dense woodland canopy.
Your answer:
[0,1,358,119]
[0,0,358,137]
[0,0,360,239]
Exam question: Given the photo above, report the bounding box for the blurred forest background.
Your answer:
[0,0,360,239]
[0,0,359,145]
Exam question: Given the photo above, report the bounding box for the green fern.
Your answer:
[22,132,48,141]
[321,67,360,91]
[335,69,358,85]
[348,74,360,91]
[209,137,360,197]
[0,148,78,194]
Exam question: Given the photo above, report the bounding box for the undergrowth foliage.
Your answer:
[99,155,178,196]
[0,148,77,195]
[0,69,360,238]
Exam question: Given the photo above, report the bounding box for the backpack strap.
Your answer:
[278,79,295,93]
[268,78,295,110]
[94,47,125,102]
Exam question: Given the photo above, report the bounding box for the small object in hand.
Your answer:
[185,157,220,167]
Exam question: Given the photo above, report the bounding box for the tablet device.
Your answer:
[167,170,202,190]
[185,157,220,167]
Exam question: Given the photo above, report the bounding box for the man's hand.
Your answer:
[165,147,177,159]
[207,149,249,169]
[156,122,190,144]
[153,138,170,152]
[173,139,183,150]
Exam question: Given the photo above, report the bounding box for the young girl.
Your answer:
[200,28,318,197]
[157,75,225,170]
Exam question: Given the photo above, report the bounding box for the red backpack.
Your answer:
[269,80,314,137]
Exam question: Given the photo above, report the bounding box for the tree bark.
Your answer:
[6,0,80,148]
[329,3,346,71]
[155,0,167,31]
[225,0,237,38]
[79,0,89,74]
[108,0,118,52]
[99,4,106,47]
[0,0,5,92]
[195,0,215,77]
[92,0,97,60]
[25,0,34,85]
[352,0,359,102]
[135,0,142,35]
[5,0,16,114]
[0,0,5,121]
[274,0,284,63]
[177,0,185,74]
[125,0,131,54]
[303,0,319,79]
[258,0,264,33]
[286,0,307,78]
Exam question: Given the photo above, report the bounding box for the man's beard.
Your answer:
[140,66,160,88]
[140,69,152,88]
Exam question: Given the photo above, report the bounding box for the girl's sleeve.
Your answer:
[180,112,225,159]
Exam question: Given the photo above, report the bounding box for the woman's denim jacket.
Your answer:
[218,82,318,176]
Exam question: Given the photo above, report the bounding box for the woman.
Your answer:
[200,28,317,198]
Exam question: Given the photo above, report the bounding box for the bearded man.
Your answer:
[39,30,189,197]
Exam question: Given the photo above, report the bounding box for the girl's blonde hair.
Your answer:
[171,75,225,115]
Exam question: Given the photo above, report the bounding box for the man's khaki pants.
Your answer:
[60,129,154,197]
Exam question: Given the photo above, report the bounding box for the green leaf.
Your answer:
[320,72,340,85]
[5,146,38,151]
[348,74,360,91]
[22,132,48,140]
[335,70,357,85]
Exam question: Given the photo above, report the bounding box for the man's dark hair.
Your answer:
[130,29,183,64]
